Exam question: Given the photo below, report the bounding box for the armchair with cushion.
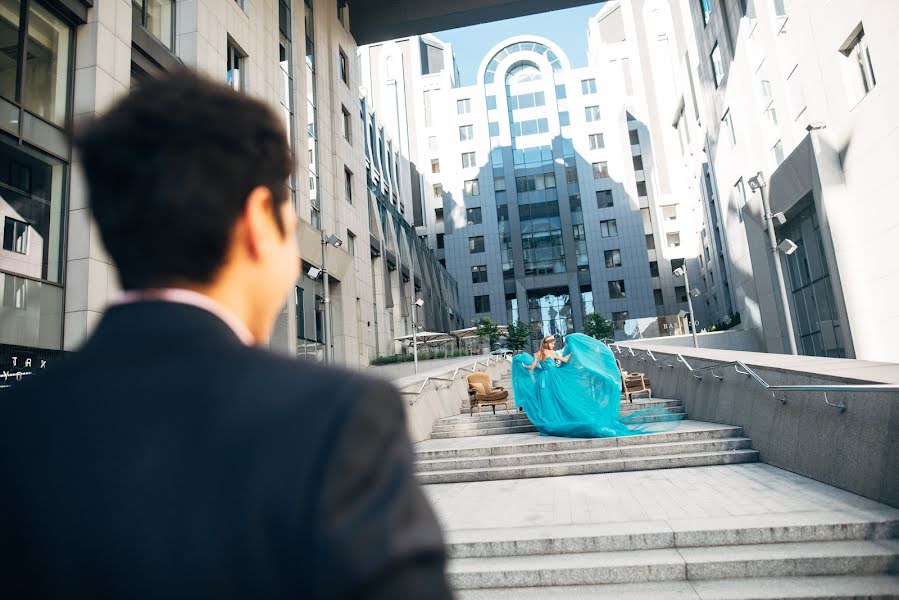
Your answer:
[616,359,652,403]
[466,372,510,415]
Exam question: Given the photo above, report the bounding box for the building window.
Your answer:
[676,286,688,303]
[629,129,640,145]
[662,205,678,221]
[433,184,443,198]
[227,40,245,91]
[457,98,472,114]
[581,78,597,94]
[722,110,736,146]
[632,155,644,171]
[667,232,681,248]
[515,173,556,192]
[469,236,485,253]
[604,249,622,268]
[558,111,570,127]
[341,105,352,143]
[787,65,807,120]
[600,219,618,238]
[494,176,506,191]
[423,90,436,127]
[699,0,712,25]
[488,121,500,137]
[435,208,444,223]
[474,294,491,313]
[671,258,685,274]
[436,233,445,249]
[486,95,497,110]
[585,105,601,122]
[3,217,28,254]
[464,179,480,196]
[431,158,440,173]
[636,181,648,197]
[608,280,626,299]
[346,230,356,256]
[773,139,784,166]
[840,25,876,106]
[592,161,609,179]
[649,261,659,277]
[3,274,27,310]
[735,178,748,222]
[471,265,488,284]
[461,152,477,168]
[654,288,665,306]
[339,48,348,84]
[133,0,174,49]
[459,124,474,141]
[466,207,482,225]
[646,234,655,250]
[343,167,353,203]
[612,311,629,330]
[710,43,724,88]
[596,190,613,209]
[588,133,605,150]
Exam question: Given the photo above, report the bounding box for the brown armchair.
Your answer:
[466,372,510,415]
[616,359,652,403]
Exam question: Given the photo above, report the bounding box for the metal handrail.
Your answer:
[612,344,899,412]
[398,355,510,402]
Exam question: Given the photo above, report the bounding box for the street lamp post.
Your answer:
[320,229,343,364]
[748,172,798,355]
[673,265,699,348]
[410,234,425,374]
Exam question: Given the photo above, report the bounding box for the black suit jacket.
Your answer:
[0,302,451,599]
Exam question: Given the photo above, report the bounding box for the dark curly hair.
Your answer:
[75,69,293,290]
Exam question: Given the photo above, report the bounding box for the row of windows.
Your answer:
[510,117,549,137]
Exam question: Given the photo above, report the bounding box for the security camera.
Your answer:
[772,212,787,225]
[414,298,425,307]
[689,288,701,298]
[778,239,798,255]
[748,171,766,191]
[805,122,826,131]
[673,267,685,278]
[307,267,322,279]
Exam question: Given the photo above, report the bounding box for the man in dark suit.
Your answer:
[0,71,451,599]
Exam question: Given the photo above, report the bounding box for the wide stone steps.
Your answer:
[449,540,899,589]
[415,424,746,461]
[455,576,899,599]
[431,413,686,439]
[417,437,753,473]
[439,399,685,426]
[417,447,758,484]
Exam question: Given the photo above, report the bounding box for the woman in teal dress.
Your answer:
[512,333,674,438]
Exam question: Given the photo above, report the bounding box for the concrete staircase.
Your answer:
[415,378,899,597]
[432,398,687,439]
[447,516,899,598]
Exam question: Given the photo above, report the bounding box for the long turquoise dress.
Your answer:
[511,333,675,438]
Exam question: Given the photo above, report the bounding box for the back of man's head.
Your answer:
[75,69,293,290]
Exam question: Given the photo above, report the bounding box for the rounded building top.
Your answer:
[477,36,571,85]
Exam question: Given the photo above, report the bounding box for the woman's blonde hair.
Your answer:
[541,335,555,348]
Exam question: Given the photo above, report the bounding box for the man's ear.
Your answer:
[242,186,276,260]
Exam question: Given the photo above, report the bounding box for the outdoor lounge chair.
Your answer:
[466,372,511,415]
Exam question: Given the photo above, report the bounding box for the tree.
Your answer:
[474,316,502,349]
[583,312,614,340]
[505,320,529,353]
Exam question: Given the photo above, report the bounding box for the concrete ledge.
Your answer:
[393,356,511,444]
[615,343,899,508]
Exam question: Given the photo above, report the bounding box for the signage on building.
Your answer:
[0,344,66,391]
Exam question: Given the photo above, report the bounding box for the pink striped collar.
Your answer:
[112,288,255,346]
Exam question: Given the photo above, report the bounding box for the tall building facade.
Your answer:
[0,0,460,375]
[660,0,899,361]
[374,32,700,349]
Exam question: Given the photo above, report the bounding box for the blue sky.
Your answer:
[434,3,607,87]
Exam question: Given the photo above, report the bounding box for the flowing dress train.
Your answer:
[511,333,676,438]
